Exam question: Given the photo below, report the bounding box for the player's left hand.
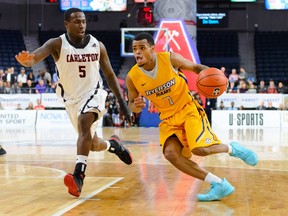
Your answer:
[15,50,35,65]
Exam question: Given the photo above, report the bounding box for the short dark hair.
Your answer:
[133,32,155,46]
[64,8,83,21]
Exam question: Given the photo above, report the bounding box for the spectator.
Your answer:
[257,80,267,93]
[237,81,248,93]
[0,80,5,93]
[238,67,247,81]
[0,68,6,81]
[11,81,22,94]
[267,79,278,94]
[278,103,287,111]
[4,80,11,94]
[277,82,288,94]
[256,101,266,110]
[220,66,229,78]
[228,68,239,84]
[37,69,52,92]
[15,103,22,110]
[50,71,59,93]
[247,79,257,93]
[6,67,16,89]
[25,102,34,110]
[17,67,27,87]
[22,80,35,94]
[227,101,238,110]
[227,81,237,93]
[34,99,45,110]
[217,101,226,110]
[27,71,36,87]
[35,79,47,94]
[266,101,277,110]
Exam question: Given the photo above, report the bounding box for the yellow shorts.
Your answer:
[159,100,221,158]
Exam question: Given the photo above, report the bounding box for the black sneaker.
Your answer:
[64,173,85,197]
[0,146,6,156]
[108,135,133,165]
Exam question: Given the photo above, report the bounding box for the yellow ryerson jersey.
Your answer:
[128,52,193,120]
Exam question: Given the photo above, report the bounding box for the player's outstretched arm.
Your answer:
[170,52,209,74]
[126,75,146,113]
[15,38,60,67]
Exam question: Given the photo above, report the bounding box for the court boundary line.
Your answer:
[52,177,123,216]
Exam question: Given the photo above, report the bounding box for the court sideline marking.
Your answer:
[52,177,123,216]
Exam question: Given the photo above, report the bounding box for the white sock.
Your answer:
[105,140,111,151]
[227,144,233,154]
[76,155,88,165]
[204,172,222,183]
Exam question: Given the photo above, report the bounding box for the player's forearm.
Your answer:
[192,64,209,74]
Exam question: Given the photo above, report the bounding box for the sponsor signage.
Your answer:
[212,110,281,127]
[217,93,283,108]
[0,110,36,127]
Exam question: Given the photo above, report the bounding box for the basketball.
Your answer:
[196,67,228,98]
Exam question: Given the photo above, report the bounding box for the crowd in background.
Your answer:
[221,66,288,94]
[1,64,288,120]
[0,66,58,94]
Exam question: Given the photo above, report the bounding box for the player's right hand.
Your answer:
[134,94,146,109]
[15,51,35,65]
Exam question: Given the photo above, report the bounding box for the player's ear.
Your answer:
[64,21,68,28]
[151,45,155,51]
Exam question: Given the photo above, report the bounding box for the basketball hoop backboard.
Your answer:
[120,27,169,57]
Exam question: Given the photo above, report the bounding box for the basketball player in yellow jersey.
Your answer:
[126,32,258,201]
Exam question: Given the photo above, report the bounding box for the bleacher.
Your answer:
[254,31,288,82]
[197,31,240,73]
[0,29,28,74]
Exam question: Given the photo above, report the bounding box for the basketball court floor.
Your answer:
[0,125,287,215]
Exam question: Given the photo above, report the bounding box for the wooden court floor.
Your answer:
[0,126,287,216]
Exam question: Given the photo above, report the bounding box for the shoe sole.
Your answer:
[64,174,81,197]
[197,187,235,202]
[110,135,133,165]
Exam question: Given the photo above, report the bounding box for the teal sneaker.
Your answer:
[229,142,258,166]
[197,178,235,202]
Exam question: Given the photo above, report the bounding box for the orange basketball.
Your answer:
[196,67,228,98]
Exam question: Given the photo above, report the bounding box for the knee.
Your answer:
[163,146,180,163]
[192,147,209,156]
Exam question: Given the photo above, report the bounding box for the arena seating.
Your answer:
[197,31,240,72]
[0,29,27,74]
[254,31,288,82]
